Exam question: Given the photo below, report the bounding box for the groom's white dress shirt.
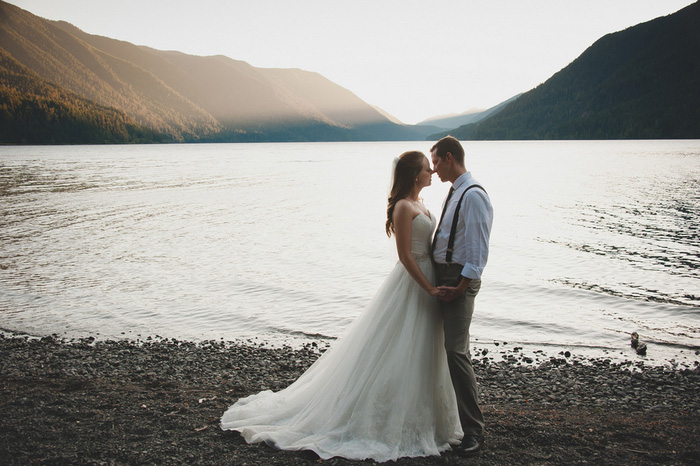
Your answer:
[433,172,493,280]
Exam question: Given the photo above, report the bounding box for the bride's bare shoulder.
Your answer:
[394,198,412,209]
[393,198,419,222]
[394,198,416,213]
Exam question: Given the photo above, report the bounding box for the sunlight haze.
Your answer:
[5,0,696,124]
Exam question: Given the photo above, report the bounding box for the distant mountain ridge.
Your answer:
[0,1,433,143]
[4,0,697,144]
[419,94,521,130]
[439,1,700,140]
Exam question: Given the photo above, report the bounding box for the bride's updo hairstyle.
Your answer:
[386,151,426,237]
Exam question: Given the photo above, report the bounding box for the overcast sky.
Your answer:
[6,0,696,124]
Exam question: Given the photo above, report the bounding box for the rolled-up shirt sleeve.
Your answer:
[459,189,493,280]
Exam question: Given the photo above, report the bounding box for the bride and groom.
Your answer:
[221,136,494,462]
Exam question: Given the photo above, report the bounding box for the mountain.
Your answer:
[0,48,168,144]
[419,108,485,129]
[439,2,700,140]
[0,1,431,143]
[419,94,522,130]
[372,106,406,125]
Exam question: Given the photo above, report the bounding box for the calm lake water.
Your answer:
[1,140,699,366]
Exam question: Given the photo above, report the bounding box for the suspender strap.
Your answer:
[446,184,486,264]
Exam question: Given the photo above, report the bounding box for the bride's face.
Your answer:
[415,157,433,190]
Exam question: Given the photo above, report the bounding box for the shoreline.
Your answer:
[1,333,699,465]
[4,326,698,370]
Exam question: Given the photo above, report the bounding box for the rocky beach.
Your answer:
[1,333,699,465]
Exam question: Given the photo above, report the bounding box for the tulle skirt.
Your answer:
[221,257,461,462]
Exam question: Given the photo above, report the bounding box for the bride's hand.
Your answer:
[428,287,444,298]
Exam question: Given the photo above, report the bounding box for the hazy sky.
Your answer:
[6,0,696,124]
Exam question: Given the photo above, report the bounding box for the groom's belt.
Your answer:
[434,262,464,287]
[434,262,464,274]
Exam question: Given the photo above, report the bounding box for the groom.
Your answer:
[431,136,493,456]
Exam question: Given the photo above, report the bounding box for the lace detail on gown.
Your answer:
[221,212,461,462]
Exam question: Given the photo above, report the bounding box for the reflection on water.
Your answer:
[1,141,699,366]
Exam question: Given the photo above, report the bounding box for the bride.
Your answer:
[221,151,462,462]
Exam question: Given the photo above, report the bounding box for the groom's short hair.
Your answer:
[431,136,465,166]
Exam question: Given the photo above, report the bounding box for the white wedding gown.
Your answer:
[221,213,461,462]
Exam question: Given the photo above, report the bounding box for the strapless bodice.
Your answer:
[411,213,436,261]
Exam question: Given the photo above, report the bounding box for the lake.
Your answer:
[1,140,699,366]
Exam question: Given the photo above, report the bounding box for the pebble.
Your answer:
[1,333,699,464]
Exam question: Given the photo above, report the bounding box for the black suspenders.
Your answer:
[445,184,487,264]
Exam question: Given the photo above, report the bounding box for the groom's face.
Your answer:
[431,150,447,182]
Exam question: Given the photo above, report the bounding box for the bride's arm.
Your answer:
[393,201,441,297]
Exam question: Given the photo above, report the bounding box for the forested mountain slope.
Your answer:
[444,2,700,140]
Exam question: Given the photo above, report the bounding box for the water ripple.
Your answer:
[1,141,699,366]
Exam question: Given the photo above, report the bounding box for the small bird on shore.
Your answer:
[630,332,639,348]
[636,342,647,355]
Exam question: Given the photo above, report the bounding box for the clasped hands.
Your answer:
[431,286,462,302]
